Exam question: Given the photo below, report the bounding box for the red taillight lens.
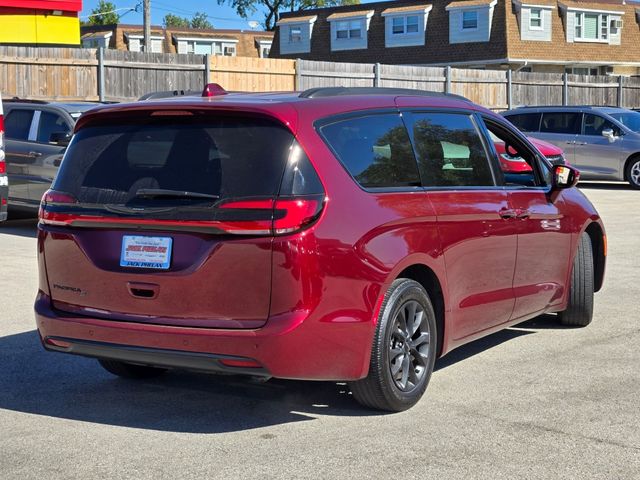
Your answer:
[219,196,324,235]
[219,358,262,369]
[39,189,78,225]
[0,161,5,174]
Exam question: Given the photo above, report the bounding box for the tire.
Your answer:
[625,156,640,189]
[349,279,437,412]
[558,233,594,327]
[98,359,168,379]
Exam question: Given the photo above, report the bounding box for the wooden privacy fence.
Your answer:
[2,46,640,109]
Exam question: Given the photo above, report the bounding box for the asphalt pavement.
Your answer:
[0,183,638,479]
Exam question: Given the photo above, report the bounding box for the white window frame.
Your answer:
[529,8,543,30]
[289,25,303,43]
[174,37,239,56]
[574,12,608,43]
[256,40,272,58]
[462,10,479,30]
[127,34,164,53]
[390,15,421,35]
[335,20,363,40]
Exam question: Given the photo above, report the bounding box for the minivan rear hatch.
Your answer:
[39,108,322,329]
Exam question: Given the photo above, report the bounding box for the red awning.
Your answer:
[0,1,82,12]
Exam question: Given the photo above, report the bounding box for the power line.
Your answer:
[152,1,259,24]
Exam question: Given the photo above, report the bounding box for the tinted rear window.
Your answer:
[4,109,34,140]
[319,113,420,189]
[504,113,540,133]
[540,112,581,134]
[54,116,295,206]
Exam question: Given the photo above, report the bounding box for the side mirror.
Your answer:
[552,164,580,190]
[601,128,616,143]
[49,132,71,146]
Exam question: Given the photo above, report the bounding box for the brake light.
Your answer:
[38,189,78,225]
[0,159,5,174]
[202,83,227,97]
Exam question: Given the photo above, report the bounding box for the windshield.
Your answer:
[607,111,640,133]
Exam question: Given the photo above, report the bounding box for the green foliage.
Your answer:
[88,0,119,25]
[218,0,360,31]
[164,13,191,28]
[190,12,214,29]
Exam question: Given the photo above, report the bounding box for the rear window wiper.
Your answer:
[134,189,220,200]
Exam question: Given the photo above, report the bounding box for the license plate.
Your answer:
[120,235,172,269]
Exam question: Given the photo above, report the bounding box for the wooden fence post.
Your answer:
[618,75,624,107]
[445,66,451,94]
[295,58,302,91]
[562,72,568,105]
[204,54,211,85]
[507,69,512,110]
[374,63,380,87]
[98,47,105,102]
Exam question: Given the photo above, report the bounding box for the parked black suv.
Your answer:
[3,99,100,213]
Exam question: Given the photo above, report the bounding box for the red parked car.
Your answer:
[35,87,606,411]
[494,136,566,173]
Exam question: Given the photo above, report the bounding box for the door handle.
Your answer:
[575,142,587,146]
[499,208,516,219]
[565,141,575,145]
[28,151,42,158]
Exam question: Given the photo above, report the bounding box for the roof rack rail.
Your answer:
[511,105,622,109]
[7,97,49,104]
[299,87,469,101]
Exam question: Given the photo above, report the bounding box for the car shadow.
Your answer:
[0,218,38,238]
[578,181,632,190]
[0,320,560,432]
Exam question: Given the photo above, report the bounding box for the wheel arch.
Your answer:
[395,264,446,358]
[583,221,606,293]
[623,152,640,184]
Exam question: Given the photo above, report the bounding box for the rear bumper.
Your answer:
[35,291,374,381]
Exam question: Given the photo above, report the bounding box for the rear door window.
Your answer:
[53,115,295,213]
[4,109,35,141]
[318,113,421,189]
[540,112,581,134]
[36,111,71,143]
[504,113,541,133]
[410,112,495,187]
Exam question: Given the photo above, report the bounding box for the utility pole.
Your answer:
[143,0,151,52]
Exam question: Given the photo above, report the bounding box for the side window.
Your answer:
[319,114,420,189]
[483,118,549,188]
[36,111,71,143]
[504,113,541,133]
[4,109,34,141]
[583,114,619,136]
[411,112,494,187]
[540,112,581,134]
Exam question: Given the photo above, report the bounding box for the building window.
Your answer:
[462,11,478,29]
[565,67,599,75]
[529,8,542,29]
[336,20,362,39]
[289,26,302,43]
[392,15,420,35]
[575,12,610,41]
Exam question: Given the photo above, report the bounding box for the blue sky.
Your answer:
[80,0,377,30]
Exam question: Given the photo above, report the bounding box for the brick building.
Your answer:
[271,0,640,75]
[0,0,81,46]
[80,24,273,58]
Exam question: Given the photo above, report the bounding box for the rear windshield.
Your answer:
[54,115,295,209]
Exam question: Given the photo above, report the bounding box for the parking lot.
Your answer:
[0,183,638,479]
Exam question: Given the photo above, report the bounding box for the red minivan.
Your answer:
[35,87,606,411]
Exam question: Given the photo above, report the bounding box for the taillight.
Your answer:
[38,189,78,225]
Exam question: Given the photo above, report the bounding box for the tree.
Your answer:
[190,12,214,29]
[218,0,359,31]
[88,0,119,25]
[164,13,191,28]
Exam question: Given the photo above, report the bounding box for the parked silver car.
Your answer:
[502,106,640,188]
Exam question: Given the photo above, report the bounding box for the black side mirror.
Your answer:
[552,164,580,190]
[49,132,71,146]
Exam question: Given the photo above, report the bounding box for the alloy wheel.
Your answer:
[388,300,431,392]
[630,160,640,187]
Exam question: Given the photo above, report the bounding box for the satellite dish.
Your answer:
[248,21,259,30]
